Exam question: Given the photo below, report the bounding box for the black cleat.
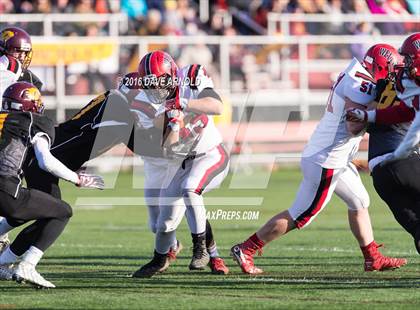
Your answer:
[132,251,169,278]
[189,233,210,270]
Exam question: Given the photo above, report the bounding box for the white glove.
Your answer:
[345,108,367,123]
[77,172,105,189]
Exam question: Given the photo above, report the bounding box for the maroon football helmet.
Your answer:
[399,32,420,79]
[362,44,402,81]
[0,26,32,71]
[137,51,178,104]
[2,82,44,114]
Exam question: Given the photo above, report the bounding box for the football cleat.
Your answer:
[167,240,183,263]
[0,264,14,281]
[231,244,263,275]
[132,251,169,278]
[13,261,55,288]
[208,257,229,275]
[0,235,10,254]
[189,235,210,270]
[363,242,407,272]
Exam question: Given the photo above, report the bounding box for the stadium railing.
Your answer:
[267,12,420,36]
[0,13,128,36]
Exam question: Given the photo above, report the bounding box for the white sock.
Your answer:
[155,231,176,254]
[0,217,13,237]
[22,246,44,266]
[0,246,18,265]
[208,243,220,258]
[183,191,207,234]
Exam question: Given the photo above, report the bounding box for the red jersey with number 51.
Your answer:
[302,58,376,169]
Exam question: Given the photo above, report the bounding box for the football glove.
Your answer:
[165,96,188,111]
[346,108,368,123]
[76,172,105,189]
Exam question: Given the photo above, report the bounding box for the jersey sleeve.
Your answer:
[187,65,214,93]
[343,72,376,106]
[0,56,22,97]
[31,114,55,147]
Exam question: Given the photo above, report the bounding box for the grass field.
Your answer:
[0,168,419,309]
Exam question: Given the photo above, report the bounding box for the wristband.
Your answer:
[366,110,376,123]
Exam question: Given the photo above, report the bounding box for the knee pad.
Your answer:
[63,203,73,218]
[156,220,176,234]
[346,192,370,211]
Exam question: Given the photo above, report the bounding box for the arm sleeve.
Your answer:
[394,111,420,159]
[376,103,415,125]
[33,135,80,184]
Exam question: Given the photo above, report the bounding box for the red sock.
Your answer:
[244,233,265,249]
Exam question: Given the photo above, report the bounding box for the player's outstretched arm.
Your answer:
[346,103,415,125]
[185,88,223,115]
[32,135,104,189]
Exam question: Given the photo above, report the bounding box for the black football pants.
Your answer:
[0,186,72,255]
[372,154,420,239]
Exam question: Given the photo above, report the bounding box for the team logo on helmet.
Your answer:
[23,87,42,111]
[1,30,14,43]
[413,40,420,51]
[23,87,41,101]
[379,47,395,63]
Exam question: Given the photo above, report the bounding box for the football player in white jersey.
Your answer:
[130,51,229,277]
[346,33,420,253]
[231,44,407,274]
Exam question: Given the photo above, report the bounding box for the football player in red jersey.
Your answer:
[231,44,407,275]
[132,51,229,278]
[347,33,420,253]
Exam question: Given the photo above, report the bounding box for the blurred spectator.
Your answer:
[74,0,94,14]
[366,0,408,34]
[406,0,420,14]
[121,0,147,20]
[36,0,51,13]
[0,0,14,13]
[52,0,74,13]
[137,8,165,35]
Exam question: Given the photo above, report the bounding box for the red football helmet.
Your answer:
[2,82,44,114]
[137,51,178,104]
[399,32,420,79]
[0,26,32,70]
[362,44,402,81]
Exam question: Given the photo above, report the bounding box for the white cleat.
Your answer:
[0,264,14,281]
[0,235,10,254]
[13,262,56,289]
